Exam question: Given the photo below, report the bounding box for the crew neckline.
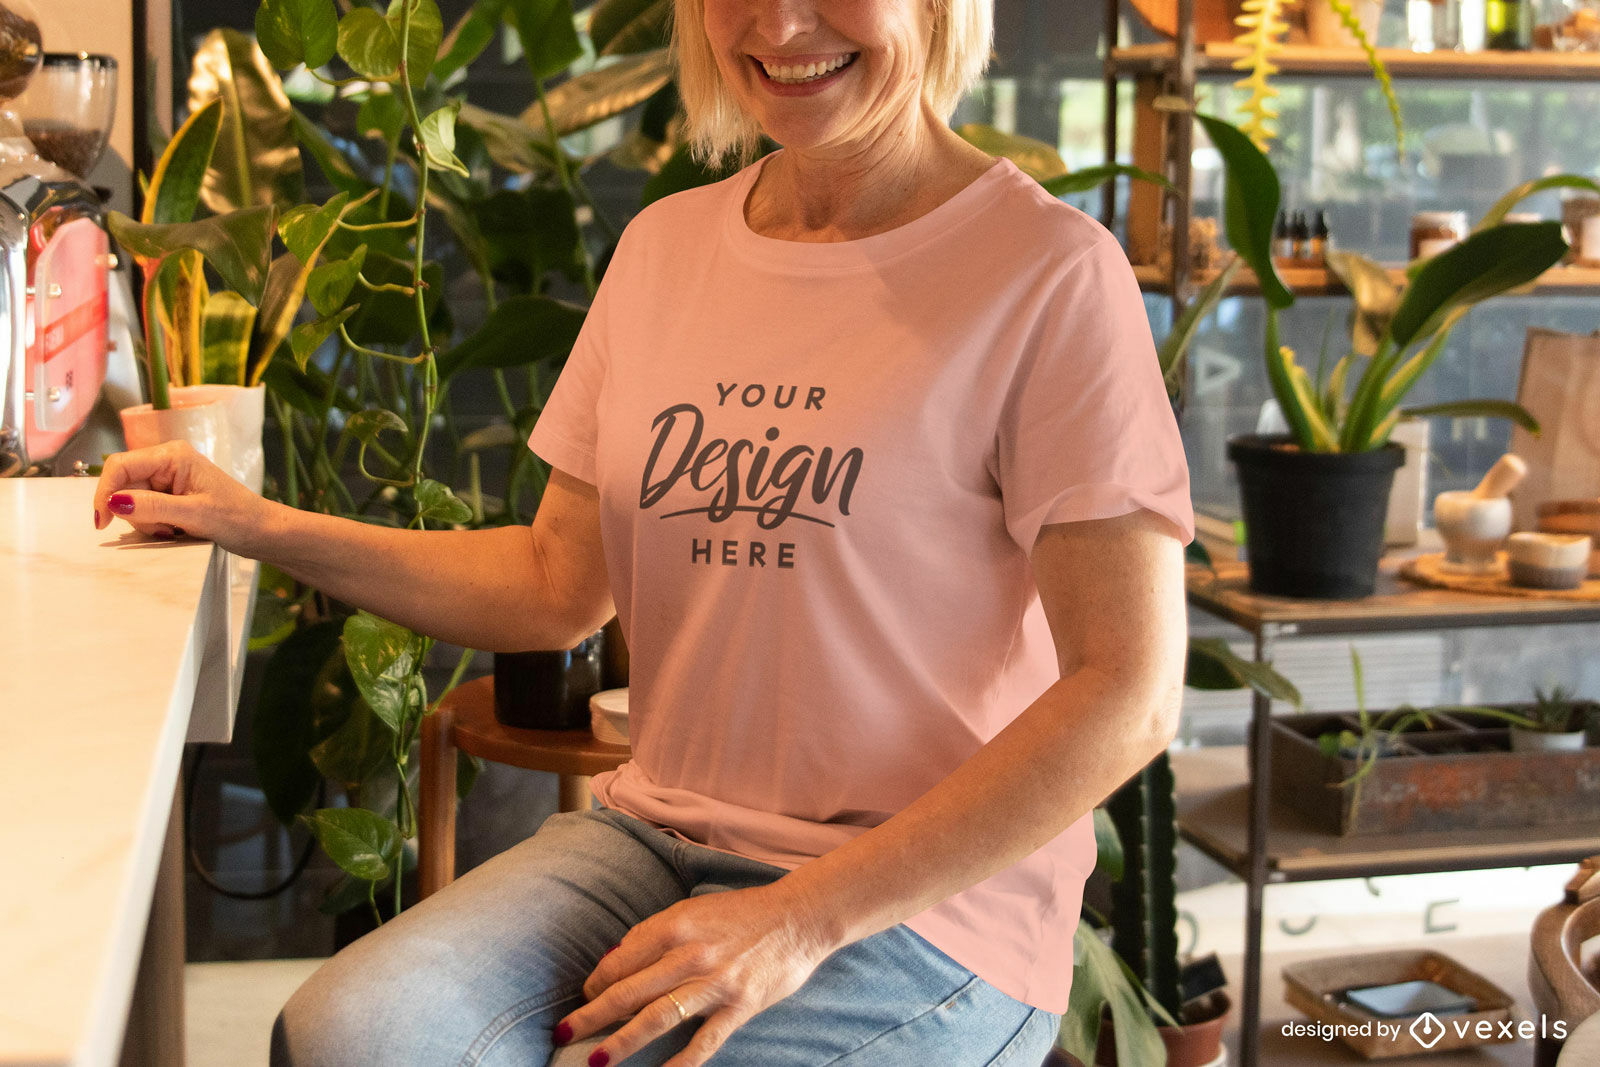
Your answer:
[723,149,1018,270]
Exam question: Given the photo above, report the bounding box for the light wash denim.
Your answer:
[270,807,1060,1066]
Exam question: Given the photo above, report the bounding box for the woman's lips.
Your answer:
[750,52,859,94]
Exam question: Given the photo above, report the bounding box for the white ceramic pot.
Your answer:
[1305,0,1383,47]
[119,386,233,475]
[1511,726,1588,753]
[118,384,265,493]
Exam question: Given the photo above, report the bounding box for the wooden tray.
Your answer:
[1400,552,1600,601]
[1283,949,1519,1058]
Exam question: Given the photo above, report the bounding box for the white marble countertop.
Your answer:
[0,477,253,1066]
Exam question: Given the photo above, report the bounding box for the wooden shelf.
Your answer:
[1135,262,1600,296]
[1111,42,1600,80]
[1172,746,1600,883]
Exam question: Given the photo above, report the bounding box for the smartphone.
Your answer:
[1336,979,1477,1019]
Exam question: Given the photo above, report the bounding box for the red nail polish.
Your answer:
[109,493,134,516]
[588,1050,610,1067]
[552,1021,573,1046]
[602,944,617,957]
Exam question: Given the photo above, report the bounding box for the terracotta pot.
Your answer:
[1094,991,1230,1067]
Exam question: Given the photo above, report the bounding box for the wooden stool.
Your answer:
[419,675,631,899]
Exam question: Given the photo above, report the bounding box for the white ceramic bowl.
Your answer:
[589,688,629,746]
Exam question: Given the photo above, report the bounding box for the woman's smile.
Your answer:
[750,51,860,92]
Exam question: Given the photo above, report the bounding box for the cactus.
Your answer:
[1105,749,1184,1021]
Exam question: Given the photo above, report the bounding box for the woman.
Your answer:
[93,0,1193,1059]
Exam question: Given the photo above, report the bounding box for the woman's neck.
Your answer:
[744,105,998,243]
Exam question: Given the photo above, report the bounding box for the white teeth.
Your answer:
[760,53,853,84]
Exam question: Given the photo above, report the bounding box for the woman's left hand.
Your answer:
[556,879,840,1066]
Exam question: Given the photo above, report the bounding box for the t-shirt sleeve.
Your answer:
[526,227,632,485]
[995,228,1195,553]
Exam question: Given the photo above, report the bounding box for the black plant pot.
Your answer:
[492,630,605,730]
[1228,434,1405,599]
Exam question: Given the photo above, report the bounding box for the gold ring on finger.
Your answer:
[665,990,688,1021]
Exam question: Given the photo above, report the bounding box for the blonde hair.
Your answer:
[670,0,995,172]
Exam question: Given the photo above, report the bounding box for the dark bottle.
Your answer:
[1290,210,1310,263]
[1310,209,1330,266]
[1486,0,1532,50]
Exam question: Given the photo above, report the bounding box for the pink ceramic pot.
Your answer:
[117,384,265,492]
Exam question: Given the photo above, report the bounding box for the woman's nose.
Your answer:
[750,0,820,46]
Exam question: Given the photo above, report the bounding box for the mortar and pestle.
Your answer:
[1432,454,1525,575]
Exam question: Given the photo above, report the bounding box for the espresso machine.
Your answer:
[0,0,136,477]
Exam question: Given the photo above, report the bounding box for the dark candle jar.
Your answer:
[492,630,605,730]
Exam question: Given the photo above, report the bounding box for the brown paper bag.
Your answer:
[1509,327,1600,530]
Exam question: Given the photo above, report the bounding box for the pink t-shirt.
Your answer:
[527,149,1193,1012]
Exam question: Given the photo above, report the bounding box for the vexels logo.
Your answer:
[1409,1012,1446,1049]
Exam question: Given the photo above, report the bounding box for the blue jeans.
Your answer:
[270,807,1059,1066]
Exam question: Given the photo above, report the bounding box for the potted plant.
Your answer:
[1511,686,1597,753]
[1198,112,1571,598]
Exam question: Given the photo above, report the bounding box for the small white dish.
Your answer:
[589,688,630,746]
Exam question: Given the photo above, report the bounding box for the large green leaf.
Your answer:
[201,290,256,386]
[386,0,444,87]
[107,206,275,305]
[342,611,427,734]
[338,7,403,80]
[1195,113,1292,310]
[1389,222,1568,351]
[1042,164,1171,198]
[299,807,403,882]
[188,29,306,214]
[506,0,584,82]
[1478,174,1600,230]
[436,294,586,379]
[279,191,353,261]
[356,88,406,149]
[1399,399,1540,433]
[532,48,672,136]
[955,123,1067,182]
[143,97,223,226]
[255,0,338,71]
[434,0,510,83]
[252,621,353,824]
[1061,924,1168,1067]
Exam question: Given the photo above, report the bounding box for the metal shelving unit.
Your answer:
[1183,555,1600,1066]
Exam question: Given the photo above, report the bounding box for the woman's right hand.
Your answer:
[92,439,274,553]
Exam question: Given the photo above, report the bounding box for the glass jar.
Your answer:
[1410,210,1468,259]
[1410,0,1463,50]
[1534,0,1600,48]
